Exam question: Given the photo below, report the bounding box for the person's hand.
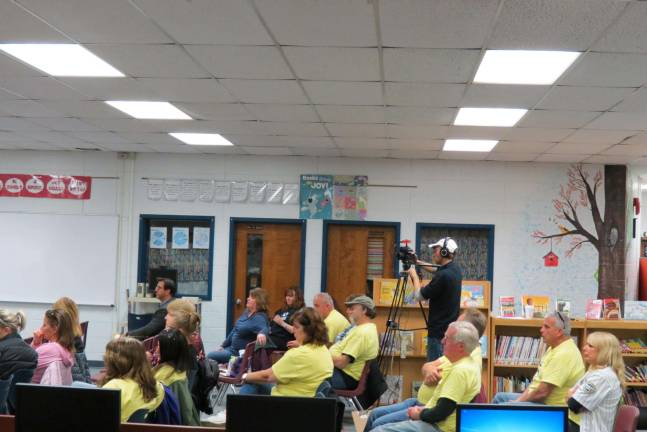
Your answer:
[287,340,300,349]
[272,315,285,326]
[257,333,267,345]
[32,329,44,346]
[566,385,578,401]
[408,406,423,420]
[407,266,418,278]
[422,362,442,385]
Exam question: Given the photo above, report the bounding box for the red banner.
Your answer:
[0,174,92,199]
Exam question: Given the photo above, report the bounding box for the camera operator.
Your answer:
[407,238,462,361]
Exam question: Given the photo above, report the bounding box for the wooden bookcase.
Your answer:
[373,278,491,402]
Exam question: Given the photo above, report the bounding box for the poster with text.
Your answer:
[150,227,167,249]
[333,175,368,220]
[0,174,92,200]
[193,227,210,249]
[299,175,332,219]
[172,227,189,249]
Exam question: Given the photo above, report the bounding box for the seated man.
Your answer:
[366,308,486,431]
[313,292,350,345]
[128,278,176,340]
[492,311,585,430]
[329,295,379,390]
[372,321,481,432]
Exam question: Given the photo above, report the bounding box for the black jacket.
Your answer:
[0,332,38,380]
[128,299,174,340]
[420,261,463,339]
[71,336,92,383]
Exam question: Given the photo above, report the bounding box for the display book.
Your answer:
[498,295,567,318]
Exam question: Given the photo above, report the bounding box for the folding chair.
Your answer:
[211,342,255,407]
[335,362,371,412]
[613,405,640,432]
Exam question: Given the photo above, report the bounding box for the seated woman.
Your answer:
[165,299,203,359]
[100,337,165,423]
[207,288,269,364]
[567,331,624,432]
[0,309,37,381]
[239,307,333,396]
[153,329,200,426]
[257,287,304,351]
[53,297,92,383]
[30,309,75,385]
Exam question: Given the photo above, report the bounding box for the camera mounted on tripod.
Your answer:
[396,240,417,270]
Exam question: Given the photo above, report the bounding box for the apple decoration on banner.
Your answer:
[0,174,92,199]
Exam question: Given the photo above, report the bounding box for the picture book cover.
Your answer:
[399,331,416,357]
[499,296,516,317]
[624,301,647,320]
[461,283,485,307]
[602,298,621,320]
[373,278,418,306]
[585,299,603,320]
[521,295,550,318]
[555,299,572,317]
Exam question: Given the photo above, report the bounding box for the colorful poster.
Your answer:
[333,175,368,221]
[0,174,92,199]
[299,175,332,219]
[150,227,167,249]
[193,227,210,249]
[172,227,189,249]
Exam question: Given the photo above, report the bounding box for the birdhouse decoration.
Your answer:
[543,239,559,267]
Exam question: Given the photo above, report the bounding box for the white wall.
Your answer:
[1,150,612,360]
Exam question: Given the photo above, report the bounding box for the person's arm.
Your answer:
[243,367,277,384]
[332,353,353,369]
[567,397,585,413]
[408,398,456,423]
[515,382,555,403]
[407,267,421,292]
[421,358,445,385]
[127,309,166,339]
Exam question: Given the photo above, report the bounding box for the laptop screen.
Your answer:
[456,404,568,432]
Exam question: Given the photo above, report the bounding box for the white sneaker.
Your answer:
[206,410,226,424]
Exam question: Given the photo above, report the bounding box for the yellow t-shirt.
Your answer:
[271,343,333,397]
[154,363,187,386]
[329,322,378,380]
[324,309,350,343]
[417,346,482,403]
[528,338,585,424]
[102,378,165,422]
[424,355,481,432]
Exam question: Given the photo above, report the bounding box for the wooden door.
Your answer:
[232,222,302,326]
[325,224,396,309]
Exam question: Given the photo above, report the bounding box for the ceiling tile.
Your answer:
[0,53,45,79]
[176,103,254,121]
[383,48,480,83]
[0,131,31,142]
[342,149,390,158]
[0,143,19,149]
[0,2,69,42]
[584,112,647,130]
[95,142,160,152]
[388,139,443,151]
[28,117,101,132]
[438,151,488,160]
[387,125,448,139]
[292,147,341,157]
[385,107,455,125]
[254,0,376,47]
[462,84,548,108]
[0,77,83,100]
[224,135,285,147]
[584,154,639,164]
[89,44,209,78]
[486,153,539,162]
[492,141,554,153]
[0,117,49,132]
[592,3,647,53]
[488,0,625,50]
[599,144,647,157]
[11,141,66,150]
[186,46,292,80]
[0,100,63,118]
[222,79,308,104]
[84,118,170,133]
[16,131,86,145]
[283,47,379,81]
[504,128,574,141]
[623,133,647,145]
[548,142,613,154]
[116,132,179,145]
[235,136,335,148]
[197,145,245,155]
[132,0,272,44]
[39,101,128,119]
[387,149,440,159]
[138,78,235,103]
[385,83,464,107]
[67,131,129,144]
[251,122,328,137]
[326,123,386,138]
[518,110,599,129]
[612,88,647,113]
[335,138,390,149]
[447,126,509,140]
[563,129,638,144]
[240,146,292,156]
[141,142,198,153]
[537,86,634,111]
[245,104,318,122]
[560,53,647,87]
[60,77,160,100]
[316,106,385,123]
[535,153,590,163]
[303,81,382,105]
[18,0,171,43]
[380,0,499,48]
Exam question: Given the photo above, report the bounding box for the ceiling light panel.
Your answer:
[454,107,527,127]
[443,139,498,152]
[105,101,192,120]
[169,133,233,146]
[474,50,580,85]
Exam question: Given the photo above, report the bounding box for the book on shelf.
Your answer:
[624,301,647,320]
[521,295,550,318]
[495,335,547,366]
[380,330,417,358]
[623,389,647,407]
[460,282,486,307]
[585,299,603,320]
[625,363,647,383]
[603,298,621,320]
[380,375,403,405]
[373,278,429,306]
[555,299,572,317]
[621,338,647,354]
[499,296,516,317]
[480,335,488,358]
[494,375,531,393]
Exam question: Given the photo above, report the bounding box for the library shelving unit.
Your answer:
[373,278,491,401]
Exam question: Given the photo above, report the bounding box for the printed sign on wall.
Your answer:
[0,174,92,199]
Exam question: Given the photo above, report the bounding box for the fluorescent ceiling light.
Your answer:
[169,133,233,146]
[0,44,123,77]
[474,50,580,85]
[454,107,528,127]
[105,101,192,120]
[443,139,498,152]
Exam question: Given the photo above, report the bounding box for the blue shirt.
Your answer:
[222,310,269,352]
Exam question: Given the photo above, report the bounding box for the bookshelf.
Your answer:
[373,278,491,402]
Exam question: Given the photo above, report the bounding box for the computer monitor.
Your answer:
[15,383,120,432]
[226,394,338,432]
[456,404,568,432]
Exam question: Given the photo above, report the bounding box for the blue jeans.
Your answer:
[331,368,358,390]
[366,398,421,431]
[239,383,273,395]
[492,392,543,405]
[207,347,236,364]
[426,337,443,361]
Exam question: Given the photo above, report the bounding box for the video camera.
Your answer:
[396,241,417,270]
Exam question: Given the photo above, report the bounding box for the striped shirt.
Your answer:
[572,367,622,432]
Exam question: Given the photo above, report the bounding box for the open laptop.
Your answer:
[456,404,568,432]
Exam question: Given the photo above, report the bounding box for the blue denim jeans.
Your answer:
[492,392,543,405]
[207,347,236,364]
[366,398,422,431]
[426,337,443,361]
[239,383,273,395]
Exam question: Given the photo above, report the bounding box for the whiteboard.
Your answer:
[0,213,119,306]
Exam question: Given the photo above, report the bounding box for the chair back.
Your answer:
[0,376,12,414]
[235,342,256,378]
[6,369,34,414]
[127,408,149,423]
[335,361,371,397]
[613,405,640,432]
[473,383,487,403]
[40,361,73,386]
[80,321,89,349]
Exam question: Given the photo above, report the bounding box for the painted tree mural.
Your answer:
[532,164,627,299]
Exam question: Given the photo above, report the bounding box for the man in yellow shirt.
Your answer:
[313,292,350,344]
[492,311,585,429]
[329,295,379,390]
[372,321,481,432]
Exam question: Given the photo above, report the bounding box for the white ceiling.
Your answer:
[1,0,647,163]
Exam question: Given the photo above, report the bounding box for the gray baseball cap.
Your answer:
[345,295,375,311]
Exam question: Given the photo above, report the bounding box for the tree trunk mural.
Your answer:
[532,165,626,299]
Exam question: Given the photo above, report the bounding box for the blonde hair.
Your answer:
[53,297,83,338]
[0,309,27,332]
[101,337,158,402]
[167,299,201,336]
[586,331,625,389]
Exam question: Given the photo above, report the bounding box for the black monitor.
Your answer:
[227,394,338,432]
[15,383,120,432]
[456,404,568,432]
